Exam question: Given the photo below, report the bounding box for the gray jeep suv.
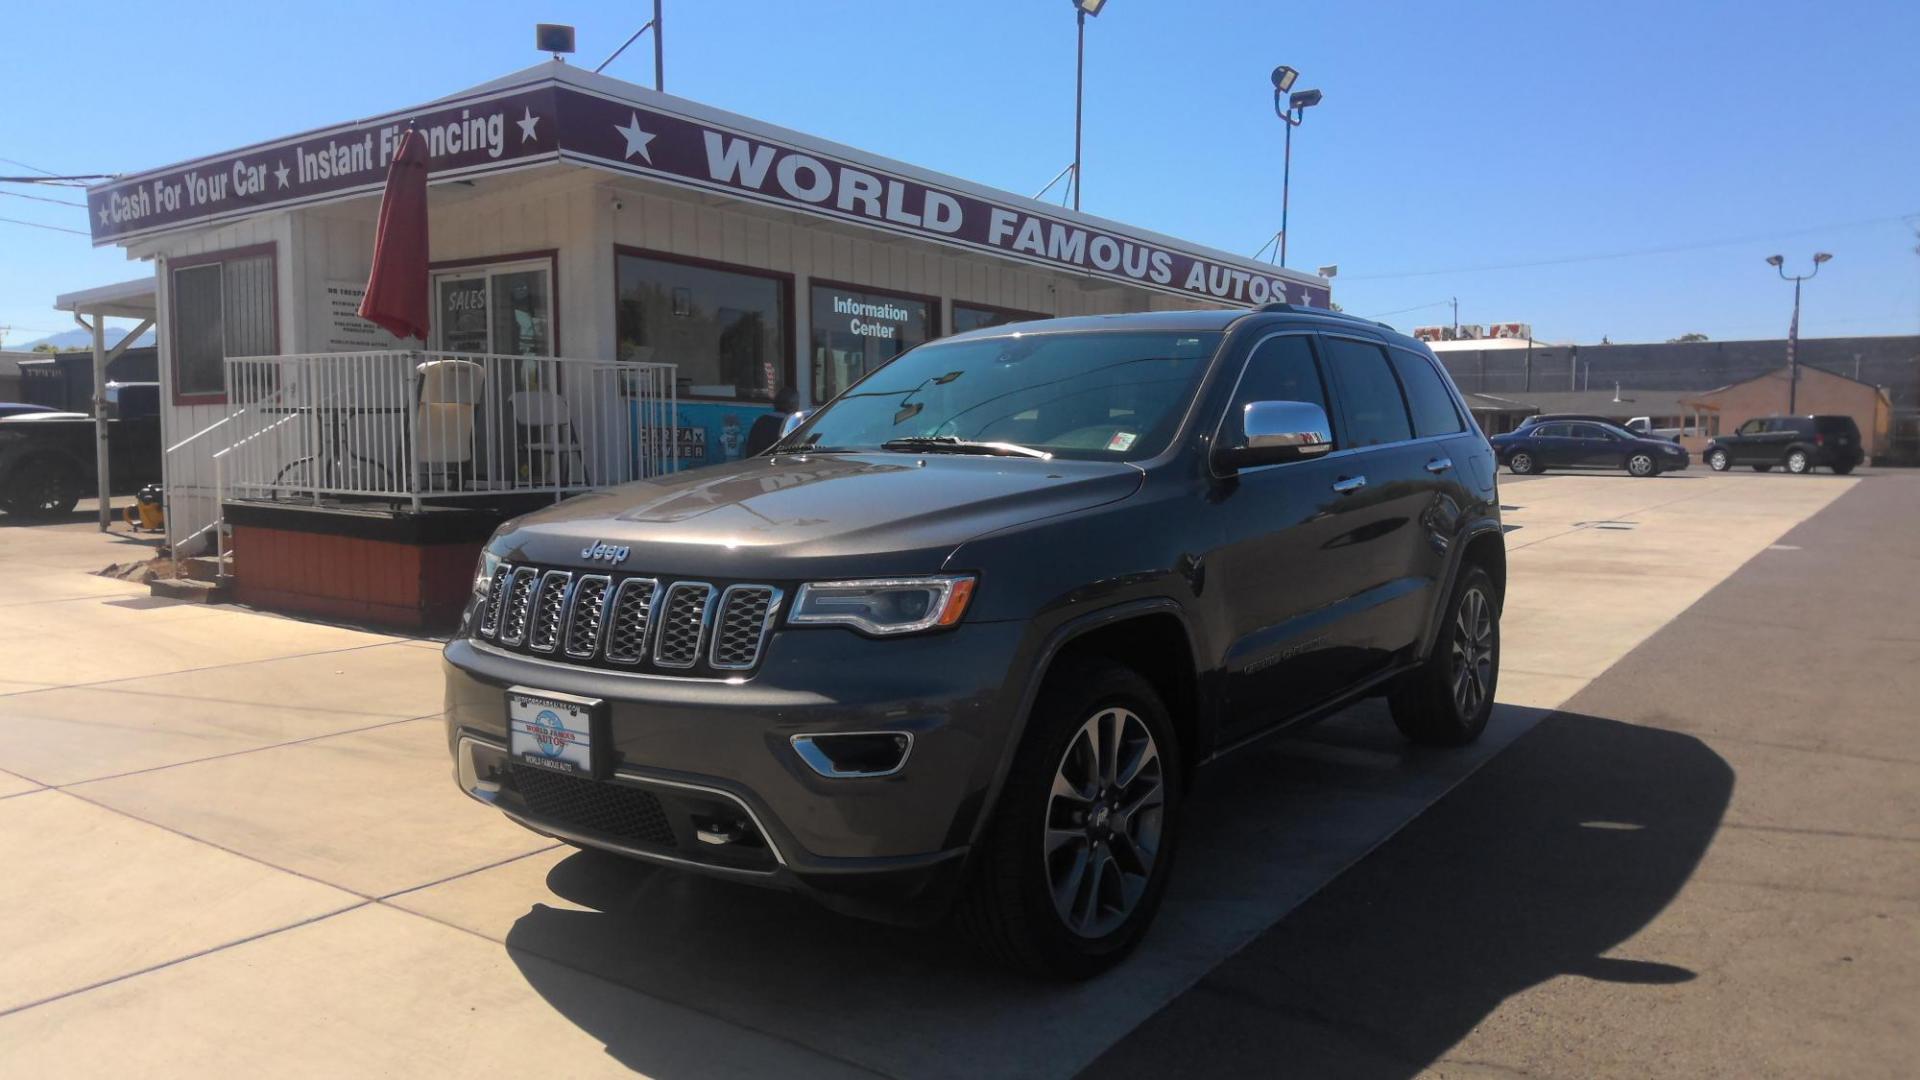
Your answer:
[443,304,1505,978]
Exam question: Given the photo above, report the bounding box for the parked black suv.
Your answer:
[443,305,1505,977]
[1704,415,1864,474]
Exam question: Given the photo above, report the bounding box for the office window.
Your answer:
[171,249,276,402]
[431,258,553,357]
[1387,348,1467,437]
[617,251,789,402]
[810,284,935,404]
[952,302,1043,335]
[1322,337,1413,447]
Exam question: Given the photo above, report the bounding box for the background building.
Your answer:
[1434,334,1920,463]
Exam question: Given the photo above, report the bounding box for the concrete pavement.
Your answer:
[0,471,1890,1077]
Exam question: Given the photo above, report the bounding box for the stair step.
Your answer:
[181,555,232,583]
[150,577,232,604]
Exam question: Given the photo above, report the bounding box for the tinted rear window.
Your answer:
[1814,416,1861,437]
[1387,349,1466,437]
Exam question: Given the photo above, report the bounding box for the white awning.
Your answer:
[55,277,158,320]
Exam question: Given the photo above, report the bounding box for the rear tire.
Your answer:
[1707,449,1730,471]
[1833,462,1856,475]
[1391,565,1499,747]
[955,658,1181,980]
[0,456,82,519]
[1786,450,1811,474]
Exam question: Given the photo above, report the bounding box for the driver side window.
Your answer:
[1225,335,1332,446]
[1738,419,1765,435]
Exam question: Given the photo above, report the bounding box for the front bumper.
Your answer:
[442,619,1031,922]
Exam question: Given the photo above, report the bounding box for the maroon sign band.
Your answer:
[90,76,1329,309]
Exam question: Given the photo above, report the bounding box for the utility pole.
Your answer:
[1451,297,1459,336]
[653,0,664,91]
[1073,6,1085,211]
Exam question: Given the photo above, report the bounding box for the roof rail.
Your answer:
[1251,302,1397,333]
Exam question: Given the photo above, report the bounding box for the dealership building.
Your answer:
[79,61,1329,626]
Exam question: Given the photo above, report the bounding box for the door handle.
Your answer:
[1332,475,1367,494]
[1425,457,1453,474]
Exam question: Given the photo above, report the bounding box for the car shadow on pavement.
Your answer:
[495,708,1728,1078]
[1080,710,1733,1079]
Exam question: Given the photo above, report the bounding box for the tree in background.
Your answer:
[1667,332,1710,343]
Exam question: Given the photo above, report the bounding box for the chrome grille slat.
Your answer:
[498,567,538,646]
[527,571,572,653]
[653,582,716,669]
[478,566,509,637]
[602,578,660,665]
[564,576,612,659]
[712,586,782,671]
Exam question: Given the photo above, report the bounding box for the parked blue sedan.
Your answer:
[1490,419,1690,477]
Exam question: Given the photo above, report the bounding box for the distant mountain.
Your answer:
[12,326,156,351]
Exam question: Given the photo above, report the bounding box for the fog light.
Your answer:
[791,732,914,778]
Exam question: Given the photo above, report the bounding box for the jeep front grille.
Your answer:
[474,563,780,676]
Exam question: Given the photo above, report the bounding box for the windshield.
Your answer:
[779,330,1222,461]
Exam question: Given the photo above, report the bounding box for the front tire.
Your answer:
[1707,448,1730,471]
[1627,452,1658,477]
[1508,451,1540,476]
[1391,565,1499,746]
[1786,450,1811,474]
[956,658,1181,980]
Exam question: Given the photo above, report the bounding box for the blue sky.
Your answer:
[4,0,1916,348]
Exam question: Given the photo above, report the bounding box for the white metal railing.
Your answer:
[213,350,678,510]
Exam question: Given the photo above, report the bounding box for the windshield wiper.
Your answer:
[880,436,1053,460]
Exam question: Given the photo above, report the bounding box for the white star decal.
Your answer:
[517,107,541,144]
[615,113,656,163]
[98,204,110,225]
[273,160,291,189]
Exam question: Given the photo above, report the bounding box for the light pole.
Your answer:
[1766,252,1832,414]
[1270,66,1322,268]
[1070,0,1108,211]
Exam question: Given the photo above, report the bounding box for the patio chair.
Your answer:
[510,389,584,485]
[415,359,483,492]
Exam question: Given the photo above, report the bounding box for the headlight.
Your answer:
[790,576,976,636]
[472,550,503,600]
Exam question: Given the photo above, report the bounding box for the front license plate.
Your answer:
[508,688,603,776]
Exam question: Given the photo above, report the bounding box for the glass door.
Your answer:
[430,259,553,357]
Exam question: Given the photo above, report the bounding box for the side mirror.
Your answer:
[778,408,816,438]
[1217,400,1334,471]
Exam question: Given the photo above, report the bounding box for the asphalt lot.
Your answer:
[0,469,1911,1077]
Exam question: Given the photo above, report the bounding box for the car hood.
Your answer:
[491,452,1144,579]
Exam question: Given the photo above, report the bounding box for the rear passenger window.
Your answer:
[1321,337,1413,447]
[1387,349,1466,437]
[1226,335,1330,444]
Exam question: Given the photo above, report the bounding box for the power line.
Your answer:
[0,156,59,176]
[1342,212,1920,281]
[0,175,108,185]
[1361,299,1452,319]
[0,188,84,208]
[0,215,89,236]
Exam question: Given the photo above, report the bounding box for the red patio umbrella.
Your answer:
[358,128,431,342]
